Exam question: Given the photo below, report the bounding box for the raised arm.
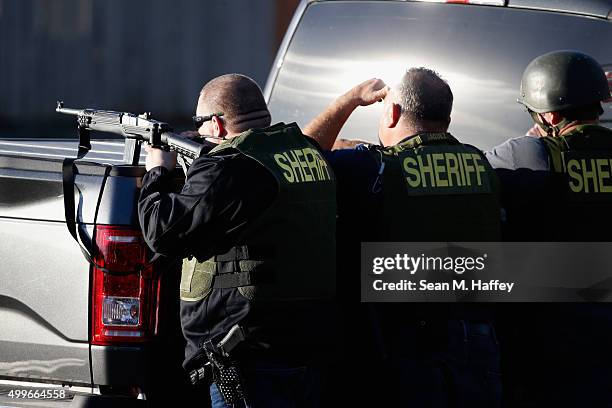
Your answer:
[303,78,389,150]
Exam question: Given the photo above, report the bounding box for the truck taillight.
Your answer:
[91,226,160,345]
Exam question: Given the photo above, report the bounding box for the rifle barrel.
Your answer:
[56,107,86,116]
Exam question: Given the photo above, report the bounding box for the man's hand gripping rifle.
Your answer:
[56,101,206,169]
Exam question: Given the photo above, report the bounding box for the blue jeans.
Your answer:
[209,362,322,408]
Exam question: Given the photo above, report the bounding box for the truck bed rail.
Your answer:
[0,139,145,165]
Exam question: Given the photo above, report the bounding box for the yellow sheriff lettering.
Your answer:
[472,153,485,186]
[598,159,612,193]
[432,153,448,187]
[274,153,295,183]
[416,154,435,188]
[403,152,487,189]
[565,157,612,194]
[462,153,474,187]
[445,152,461,187]
[404,156,421,188]
[274,148,332,183]
[567,159,583,193]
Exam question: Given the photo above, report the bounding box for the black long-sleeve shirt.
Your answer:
[138,136,337,365]
[138,140,277,261]
[138,140,279,364]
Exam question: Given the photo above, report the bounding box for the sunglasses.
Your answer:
[192,112,224,130]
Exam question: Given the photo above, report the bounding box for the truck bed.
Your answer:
[0,139,145,165]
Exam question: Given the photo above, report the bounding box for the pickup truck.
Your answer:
[1,0,611,407]
[265,0,612,148]
[0,141,192,407]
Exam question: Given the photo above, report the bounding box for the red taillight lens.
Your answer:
[91,226,160,345]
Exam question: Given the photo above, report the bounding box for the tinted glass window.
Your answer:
[268,2,612,150]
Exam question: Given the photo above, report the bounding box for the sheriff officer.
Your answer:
[138,74,337,408]
[487,51,612,407]
[305,68,502,407]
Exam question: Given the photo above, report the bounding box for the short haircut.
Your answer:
[559,102,603,122]
[197,74,271,132]
[396,68,453,125]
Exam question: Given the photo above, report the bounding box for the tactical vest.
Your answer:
[366,133,500,353]
[180,123,336,303]
[368,132,501,241]
[540,124,612,240]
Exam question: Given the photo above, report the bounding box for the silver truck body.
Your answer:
[265,0,612,150]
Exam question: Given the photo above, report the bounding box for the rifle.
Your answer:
[56,101,207,166]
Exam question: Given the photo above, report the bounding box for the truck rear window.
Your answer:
[268,1,612,150]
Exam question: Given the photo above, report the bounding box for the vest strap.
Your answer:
[540,136,569,173]
[214,245,274,262]
[395,132,460,151]
[212,267,275,289]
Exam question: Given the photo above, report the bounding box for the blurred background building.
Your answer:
[0,0,299,137]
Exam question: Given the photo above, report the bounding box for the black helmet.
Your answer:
[518,50,610,113]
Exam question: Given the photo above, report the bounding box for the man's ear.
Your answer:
[383,103,401,128]
[211,115,226,137]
